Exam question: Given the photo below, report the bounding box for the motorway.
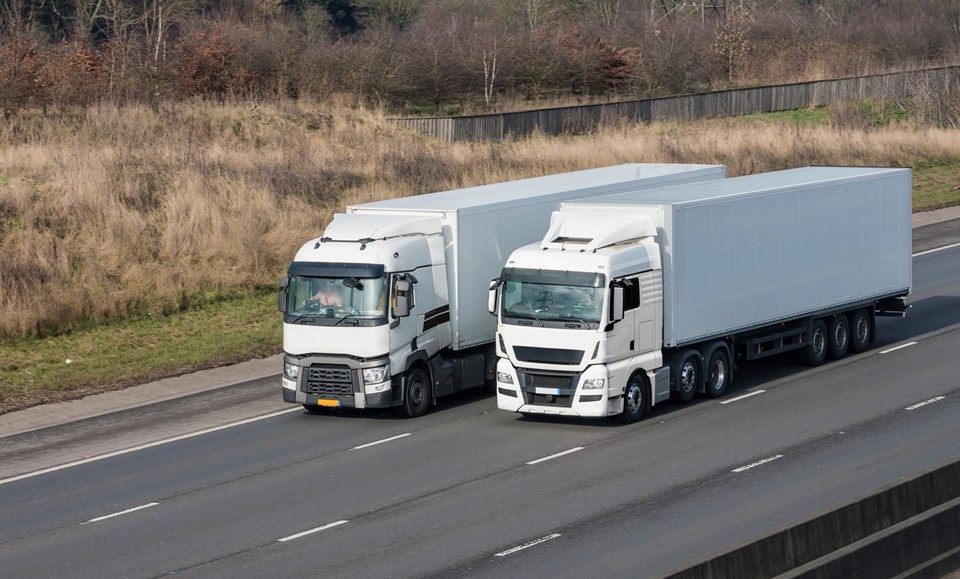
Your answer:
[1,239,959,578]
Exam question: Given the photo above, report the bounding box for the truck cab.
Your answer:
[280,213,448,417]
[492,212,666,421]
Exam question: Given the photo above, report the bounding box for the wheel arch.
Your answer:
[400,349,430,375]
[701,340,734,391]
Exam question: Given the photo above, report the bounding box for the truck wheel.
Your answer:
[675,351,702,403]
[804,319,828,366]
[827,314,849,360]
[618,373,646,423]
[705,348,730,398]
[397,367,431,418]
[849,309,871,353]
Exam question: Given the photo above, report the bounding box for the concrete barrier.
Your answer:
[665,459,960,579]
[784,497,960,579]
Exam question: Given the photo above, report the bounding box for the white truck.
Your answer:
[491,166,912,422]
[278,163,726,417]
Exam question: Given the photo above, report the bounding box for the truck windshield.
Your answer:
[286,274,388,325]
[500,268,605,329]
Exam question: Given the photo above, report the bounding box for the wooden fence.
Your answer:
[389,65,960,142]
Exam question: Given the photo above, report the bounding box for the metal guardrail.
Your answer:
[390,65,960,142]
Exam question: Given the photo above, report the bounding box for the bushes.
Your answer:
[2,1,959,113]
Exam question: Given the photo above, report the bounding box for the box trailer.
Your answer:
[491,167,912,422]
[278,163,726,417]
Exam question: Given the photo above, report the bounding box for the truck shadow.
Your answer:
[295,386,497,421]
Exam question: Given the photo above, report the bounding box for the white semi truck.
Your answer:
[278,163,726,417]
[491,167,912,422]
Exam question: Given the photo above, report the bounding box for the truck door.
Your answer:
[607,276,640,360]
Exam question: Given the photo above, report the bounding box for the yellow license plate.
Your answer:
[316,399,341,408]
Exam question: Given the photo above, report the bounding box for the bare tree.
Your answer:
[354,0,425,29]
[498,0,566,31]
[0,29,43,117]
[509,26,573,101]
[143,0,195,106]
[713,6,752,84]
[482,34,502,108]
[578,0,620,27]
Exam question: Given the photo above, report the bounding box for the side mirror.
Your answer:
[393,274,414,318]
[278,276,289,313]
[487,278,501,315]
[610,285,624,325]
[394,295,410,318]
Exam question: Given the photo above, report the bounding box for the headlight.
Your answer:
[497,371,514,385]
[362,365,390,384]
[582,378,605,390]
[284,362,299,379]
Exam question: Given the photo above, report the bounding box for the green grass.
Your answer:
[0,289,281,414]
[740,107,831,125]
[913,160,960,212]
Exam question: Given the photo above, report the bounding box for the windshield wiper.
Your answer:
[333,315,363,327]
[289,313,321,325]
[555,316,590,328]
[507,313,544,327]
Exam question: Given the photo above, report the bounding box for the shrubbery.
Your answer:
[1,0,958,114]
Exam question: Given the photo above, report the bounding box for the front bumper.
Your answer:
[495,360,616,418]
[282,354,394,410]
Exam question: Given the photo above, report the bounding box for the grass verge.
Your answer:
[913,161,960,211]
[0,289,281,414]
[2,103,959,416]
[3,172,955,417]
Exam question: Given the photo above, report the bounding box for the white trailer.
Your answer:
[492,167,912,421]
[278,163,725,417]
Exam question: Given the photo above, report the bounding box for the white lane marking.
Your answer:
[0,407,302,486]
[720,390,767,405]
[278,520,349,543]
[526,447,584,465]
[914,242,960,257]
[352,433,411,450]
[732,454,784,473]
[880,342,918,354]
[495,533,562,557]
[84,502,159,524]
[906,396,946,411]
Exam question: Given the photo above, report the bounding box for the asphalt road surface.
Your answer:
[1,237,958,578]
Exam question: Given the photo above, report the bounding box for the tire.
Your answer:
[849,309,871,353]
[396,367,431,418]
[705,347,730,399]
[618,373,646,423]
[674,351,702,403]
[827,314,849,360]
[804,319,828,366]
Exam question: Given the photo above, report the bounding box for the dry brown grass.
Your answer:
[2,102,959,339]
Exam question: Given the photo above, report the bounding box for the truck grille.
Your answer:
[518,370,578,408]
[303,365,354,396]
